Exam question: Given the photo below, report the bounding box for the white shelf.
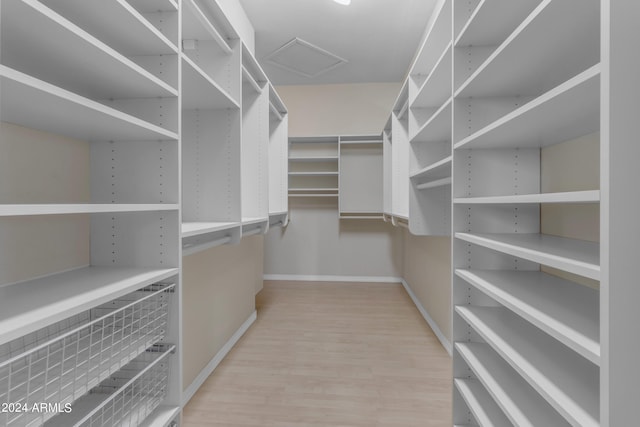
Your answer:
[456,342,570,426]
[2,0,177,100]
[289,172,338,176]
[182,0,232,54]
[242,217,268,226]
[1,65,179,141]
[289,194,338,198]
[289,188,338,192]
[43,0,178,55]
[454,379,511,427]
[0,204,178,217]
[138,405,180,427]
[0,267,178,346]
[242,44,267,91]
[412,43,452,109]
[410,156,452,182]
[412,98,452,143]
[456,269,599,364]
[289,157,339,162]
[242,65,263,93]
[455,305,599,427]
[455,232,600,280]
[455,0,541,47]
[455,0,599,99]
[455,65,600,149]
[454,190,600,205]
[416,177,452,191]
[128,0,178,12]
[181,221,240,238]
[181,54,239,110]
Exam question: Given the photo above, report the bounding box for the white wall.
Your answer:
[265,83,404,279]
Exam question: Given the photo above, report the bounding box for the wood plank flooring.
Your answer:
[182,281,452,426]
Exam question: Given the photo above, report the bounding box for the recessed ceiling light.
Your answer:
[333,0,351,5]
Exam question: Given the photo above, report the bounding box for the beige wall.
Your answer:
[276,83,401,137]
[265,83,405,278]
[0,122,90,286]
[182,235,263,390]
[402,233,452,342]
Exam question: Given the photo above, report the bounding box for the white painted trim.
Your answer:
[401,279,452,356]
[182,310,257,405]
[263,274,402,283]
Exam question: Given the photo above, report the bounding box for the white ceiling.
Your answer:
[238,0,438,85]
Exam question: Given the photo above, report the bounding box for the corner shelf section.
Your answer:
[289,136,339,198]
[455,305,599,427]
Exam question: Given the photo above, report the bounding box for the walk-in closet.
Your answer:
[1,0,638,425]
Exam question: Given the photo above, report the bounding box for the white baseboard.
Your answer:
[263,274,403,283]
[182,310,257,405]
[401,280,452,356]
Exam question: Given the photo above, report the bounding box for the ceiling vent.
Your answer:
[264,38,347,78]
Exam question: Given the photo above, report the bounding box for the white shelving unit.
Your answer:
[1,1,288,425]
[339,135,384,219]
[0,0,181,425]
[388,82,410,227]
[450,0,611,425]
[268,84,289,227]
[288,136,340,198]
[404,0,452,236]
[181,0,243,254]
[241,43,270,237]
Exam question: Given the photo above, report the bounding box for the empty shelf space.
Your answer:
[289,171,339,176]
[412,98,452,143]
[455,232,600,280]
[269,100,284,121]
[43,0,178,55]
[1,65,178,141]
[454,379,511,427]
[182,0,232,53]
[289,193,338,198]
[269,84,288,116]
[455,65,600,149]
[411,43,452,109]
[0,267,178,346]
[456,269,599,363]
[455,0,599,99]
[289,156,339,162]
[454,190,600,205]
[181,54,239,109]
[2,0,177,100]
[455,0,541,47]
[181,221,240,238]
[456,342,570,426]
[0,204,178,217]
[410,156,452,182]
[455,305,599,427]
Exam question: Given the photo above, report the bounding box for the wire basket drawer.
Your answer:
[45,344,174,427]
[0,283,175,427]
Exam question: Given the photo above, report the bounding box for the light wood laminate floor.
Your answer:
[182,281,452,426]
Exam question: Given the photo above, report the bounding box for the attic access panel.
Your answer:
[264,37,347,78]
